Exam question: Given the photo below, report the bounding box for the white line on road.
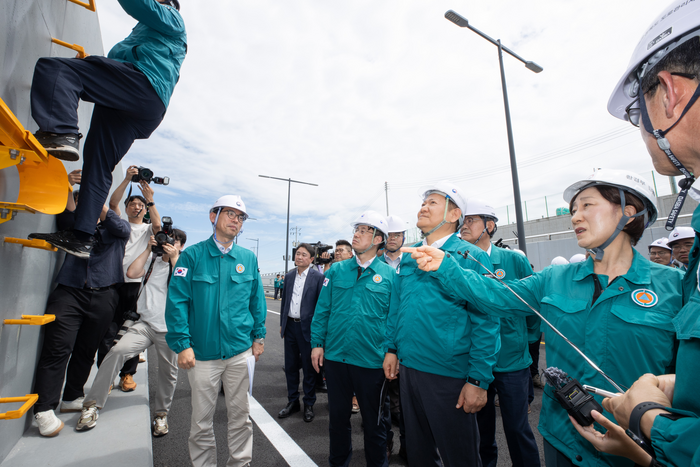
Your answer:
[248,395,317,467]
[268,309,280,315]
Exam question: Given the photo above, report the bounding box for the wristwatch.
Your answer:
[146,202,155,207]
[253,338,265,345]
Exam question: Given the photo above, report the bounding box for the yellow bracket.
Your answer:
[4,237,58,252]
[3,315,56,326]
[66,0,96,12]
[0,395,39,420]
[51,38,86,59]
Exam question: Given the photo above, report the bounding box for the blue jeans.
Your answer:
[477,368,541,467]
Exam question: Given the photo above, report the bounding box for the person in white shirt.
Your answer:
[76,229,186,436]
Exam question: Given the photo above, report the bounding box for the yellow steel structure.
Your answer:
[3,237,58,252]
[51,38,87,59]
[3,314,56,326]
[0,98,70,224]
[0,395,39,420]
[67,0,96,12]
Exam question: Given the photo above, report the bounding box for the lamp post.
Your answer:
[445,10,542,255]
[247,238,259,257]
[259,175,318,273]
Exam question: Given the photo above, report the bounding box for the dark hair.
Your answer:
[642,37,700,96]
[162,0,180,10]
[172,228,187,246]
[297,243,316,257]
[336,239,351,250]
[125,195,147,206]
[569,185,646,245]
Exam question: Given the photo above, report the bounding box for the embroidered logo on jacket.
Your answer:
[373,274,383,283]
[174,267,188,277]
[236,264,245,274]
[631,289,658,307]
[494,269,506,279]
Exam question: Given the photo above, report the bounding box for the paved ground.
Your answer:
[149,298,548,466]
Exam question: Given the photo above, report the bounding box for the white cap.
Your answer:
[563,169,658,227]
[569,253,587,263]
[464,198,499,223]
[550,256,569,266]
[667,226,695,245]
[421,180,468,224]
[648,237,672,252]
[386,214,408,233]
[608,0,700,120]
[351,210,389,237]
[211,195,247,216]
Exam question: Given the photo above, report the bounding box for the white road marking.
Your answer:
[268,309,280,315]
[248,395,317,466]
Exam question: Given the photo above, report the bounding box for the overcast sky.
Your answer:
[95,0,670,273]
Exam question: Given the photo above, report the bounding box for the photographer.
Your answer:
[77,227,186,436]
[319,239,354,272]
[96,165,163,392]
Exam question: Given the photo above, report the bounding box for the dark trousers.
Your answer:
[324,359,389,467]
[401,366,482,467]
[274,287,280,299]
[98,282,139,377]
[283,319,317,406]
[387,376,405,447]
[33,284,119,413]
[31,56,165,235]
[529,334,542,378]
[477,368,541,467]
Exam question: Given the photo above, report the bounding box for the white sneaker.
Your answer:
[76,404,99,431]
[152,412,169,437]
[60,396,85,413]
[35,410,64,437]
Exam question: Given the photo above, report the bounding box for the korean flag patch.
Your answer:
[174,267,188,277]
[323,278,330,287]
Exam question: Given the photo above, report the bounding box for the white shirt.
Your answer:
[122,222,152,282]
[486,244,492,256]
[214,238,233,254]
[355,255,375,270]
[136,254,170,333]
[289,267,309,319]
[422,233,453,249]
[383,252,402,271]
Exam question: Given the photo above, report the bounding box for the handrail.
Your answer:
[67,0,96,12]
[4,237,58,252]
[0,395,39,420]
[3,315,56,326]
[51,38,86,59]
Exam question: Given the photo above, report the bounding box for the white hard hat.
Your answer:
[511,248,526,257]
[464,198,499,223]
[351,210,389,237]
[386,214,408,233]
[211,195,248,217]
[550,256,569,266]
[608,0,700,120]
[648,237,672,252]
[563,169,658,226]
[569,253,587,263]
[667,226,695,245]
[421,180,468,224]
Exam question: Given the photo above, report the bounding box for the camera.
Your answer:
[114,308,140,345]
[132,166,170,185]
[543,367,603,426]
[312,242,335,265]
[152,216,175,256]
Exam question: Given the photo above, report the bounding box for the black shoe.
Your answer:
[34,131,82,161]
[28,230,93,258]
[315,381,327,393]
[278,400,300,419]
[303,404,314,422]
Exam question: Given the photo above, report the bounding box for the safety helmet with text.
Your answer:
[462,198,499,244]
[351,210,388,255]
[667,226,695,245]
[419,180,468,237]
[211,195,248,217]
[564,169,658,260]
[648,237,672,252]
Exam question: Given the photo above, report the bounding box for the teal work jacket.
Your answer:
[435,248,683,467]
[489,245,534,373]
[311,257,396,369]
[650,206,700,467]
[385,235,500,389]
[165,237,266,361]
[108,0,187,108]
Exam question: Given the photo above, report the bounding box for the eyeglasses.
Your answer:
[670,241,694,251]
[463,216,482,227]
[625,72,696,128]
[387,232,403,240]
[648,251,670,257]
[353,227,376,236]
[220,209,248,223]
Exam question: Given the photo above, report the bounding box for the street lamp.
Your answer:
[445,10,543,255]
[259,175,318,273]
[247,238,259,258]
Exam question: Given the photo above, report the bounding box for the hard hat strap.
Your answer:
[384,233,405,253]
[355,227,379,255]
[639,80,698,230]
[586,188,648,260]
[421,197,451,239]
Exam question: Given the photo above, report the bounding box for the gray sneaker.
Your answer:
[35,410,64,437]
[76,404,99,431]
[33,131,82,161]
[532,374,545,389]
[152,412,168,437]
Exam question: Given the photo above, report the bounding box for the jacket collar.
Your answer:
[572,249,650,285]
[206,236,237,259]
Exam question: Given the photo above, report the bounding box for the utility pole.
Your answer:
[290,226,301,248]
[384,181,390,216]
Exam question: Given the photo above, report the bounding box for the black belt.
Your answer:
[288,317,301,322]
